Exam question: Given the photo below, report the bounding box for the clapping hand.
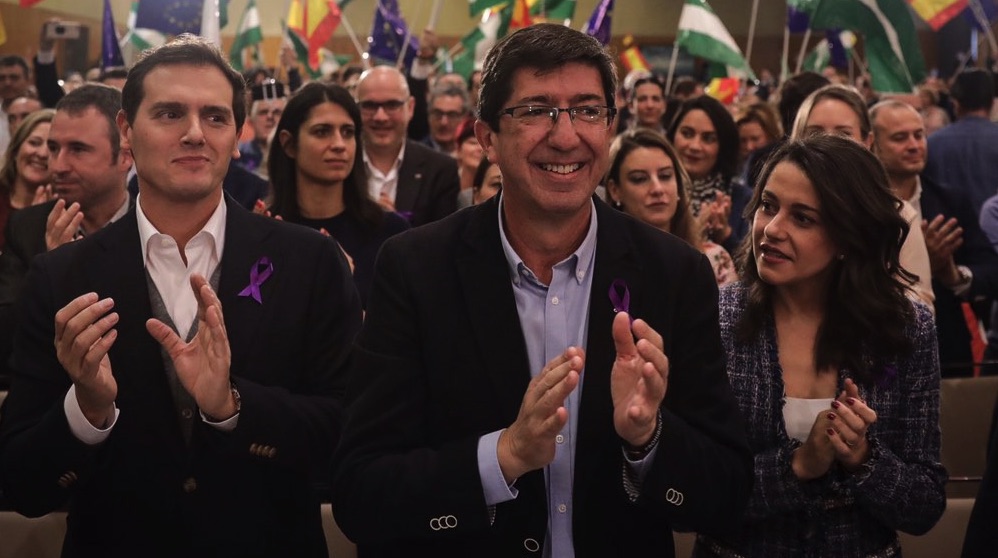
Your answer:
[610,312,669,448]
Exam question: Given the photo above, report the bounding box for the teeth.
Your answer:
[541,163,581,174]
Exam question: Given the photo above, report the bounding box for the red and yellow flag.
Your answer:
[19,0,46,7]
[288,0,341,70]
[509,0,533,30]
[907,0,968,30]
[705,77,740,105]
[619,35,649,74]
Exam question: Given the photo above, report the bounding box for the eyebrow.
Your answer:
[514,92,606,105]
[147,101,233,117]
[762,190,821,213]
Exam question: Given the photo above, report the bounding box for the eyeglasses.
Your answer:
[500,105,617,127]
[430,109,467,121]
[358,99,406,115]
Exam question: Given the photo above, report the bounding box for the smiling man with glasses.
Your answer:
[355,65,458,226]
[333,24,751,558]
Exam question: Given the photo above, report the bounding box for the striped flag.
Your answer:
[908,0,968,29]
[619,35,650,73]
[230,0,264,71]
[510,0,534,29]
[452,8,511,80]
[287,0,342,71]
[676,0,755,78]
[119,1,167,66]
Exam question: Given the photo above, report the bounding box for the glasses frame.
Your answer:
[499,105,617,128]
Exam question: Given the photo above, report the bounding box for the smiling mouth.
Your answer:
[759,243,790,260]
[539,163,582,174]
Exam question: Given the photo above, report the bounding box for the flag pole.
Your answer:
[969,0,998,60]
[780,22,790,83]
[397,0,425,68]
[428,0,443,31]
[795,28,812,74]
[666,42,681,97]
[745,0,760,68]
[339,12,370,69]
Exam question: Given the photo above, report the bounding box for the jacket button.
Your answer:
[183,477,197,493]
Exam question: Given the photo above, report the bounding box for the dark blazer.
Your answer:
[395,139,459,227]
[331,196,753,557]
[919,175,998,373]
[0,197,362,557]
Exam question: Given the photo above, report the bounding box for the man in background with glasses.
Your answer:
[355,65,458,226]
[421,82,471,158]
[237,80,287,174]
[332,24,751,557]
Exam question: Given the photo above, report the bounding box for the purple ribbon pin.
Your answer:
[608,279,635,325]
[238,256,273,304]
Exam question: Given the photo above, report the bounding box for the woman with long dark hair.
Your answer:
[695,135,945,557]
[268,82,408,307]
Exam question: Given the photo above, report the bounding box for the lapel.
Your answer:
[455,197,531,425]
[574,200,644,507]
[394,140,424,213]
[216,197,278,377]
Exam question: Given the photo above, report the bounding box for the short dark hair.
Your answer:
[629,75,665,102]
[737,135,914,385]
[667,95,740,181]
[121,34,246,128]
[777,71,830,133]
[98,68,129,83]
[55,83,123,159]
[951,68,995,113]
[478,23,617,131]
[268,82,382,230]
[0,55,29,77]
[671,76,699,98]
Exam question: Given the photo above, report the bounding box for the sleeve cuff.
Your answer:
[36,50,56,65]
[64,385,118,445]
[200,409,239,431]
[477,429,518,506]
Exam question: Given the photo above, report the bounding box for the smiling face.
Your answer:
[14,121,51,189]
[48,107,131,209]
[476,62,612,222]
[356,67,413,154]
[607,146,679,232]
[872,104,927,179]
[119,63,239,208]
[281,101,356,189]
[673,109,719,180]
[752,161,838,296]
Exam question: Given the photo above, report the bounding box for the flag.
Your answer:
[368,0,418,69]
[469,0,506,16]
[619,35,649,73]
[0,13,6,47]
[676,0,755,79]
[787,5,812,33]
[705,77,739,104]
[582,0,613,45]
[120,1,167,66]
[230,0,263,71]
[452,8,511,80]
[510,0,534,29]
[136,0,203,35]
[965,0,998,31]
[102,0,125,69]
[908,0,968,29]
[201,0,221,47]
[809,0,925,92]
[529,0,576,21]
[19,0,45,6]
[287,0,342,71]
[803,30,857,71]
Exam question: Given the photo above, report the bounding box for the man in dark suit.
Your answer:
[0,84,133,389]
[871,100,998,375]
[332,24,752,557]
[0,35,362,557]
[355,65,458,227]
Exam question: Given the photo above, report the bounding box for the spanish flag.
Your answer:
[288,0,342,70]
[510,0,533,30]
[907,0,967,30]
[619,35,649,74]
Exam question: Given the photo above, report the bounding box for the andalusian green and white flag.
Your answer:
[119,1,166,67]
[676,0,755,79]
[230,0,264,71]
[453,7,511,80]
[808,0,925,92]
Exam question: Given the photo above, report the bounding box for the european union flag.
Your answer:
[136,0,203,36]
[368,0,418,69]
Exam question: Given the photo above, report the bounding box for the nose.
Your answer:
[547,110,582,150]
[648,176,665,196]
[181,115,206,146]
[762,211,786,240]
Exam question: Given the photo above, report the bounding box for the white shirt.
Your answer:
[363,142,406,203]
[65,195,231,444]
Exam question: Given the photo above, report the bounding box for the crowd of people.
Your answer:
[0,14,997,558]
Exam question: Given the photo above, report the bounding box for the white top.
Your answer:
[364,141,406,204]
[783,396,835,443]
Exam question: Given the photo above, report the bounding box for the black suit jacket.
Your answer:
[331,197,752,557]
[920,175,998,373]
[395,139,459,227]
[0,198,362,557]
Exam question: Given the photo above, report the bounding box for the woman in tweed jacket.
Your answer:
[695,136,946,557]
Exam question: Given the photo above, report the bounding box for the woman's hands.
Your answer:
[792,379,877,479]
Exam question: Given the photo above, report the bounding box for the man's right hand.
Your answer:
[497,347,584,483]
[54,293,118,428]
[45,199,84,252]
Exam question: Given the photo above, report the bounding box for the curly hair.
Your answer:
[736,135,915,385]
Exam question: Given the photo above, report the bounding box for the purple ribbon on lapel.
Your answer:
[397,210,414,223]
[238,257,273,304]
[608,279,634,325]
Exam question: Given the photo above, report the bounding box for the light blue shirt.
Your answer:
[476,196,655,557]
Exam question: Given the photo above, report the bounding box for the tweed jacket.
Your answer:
[695,283,947,558]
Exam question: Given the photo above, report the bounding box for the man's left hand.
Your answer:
[146,274,235,420]
[611,311,669,448]
[922,215,963,281]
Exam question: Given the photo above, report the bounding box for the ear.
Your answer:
[475,119,497,164]
[116,109,131,155]
[278,129,296,159]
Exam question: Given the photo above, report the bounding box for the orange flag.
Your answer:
[510,0,533,30]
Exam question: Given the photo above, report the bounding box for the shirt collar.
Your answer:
[362,141,406,174]
[136,194,227,265]
[498,194,598,286]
